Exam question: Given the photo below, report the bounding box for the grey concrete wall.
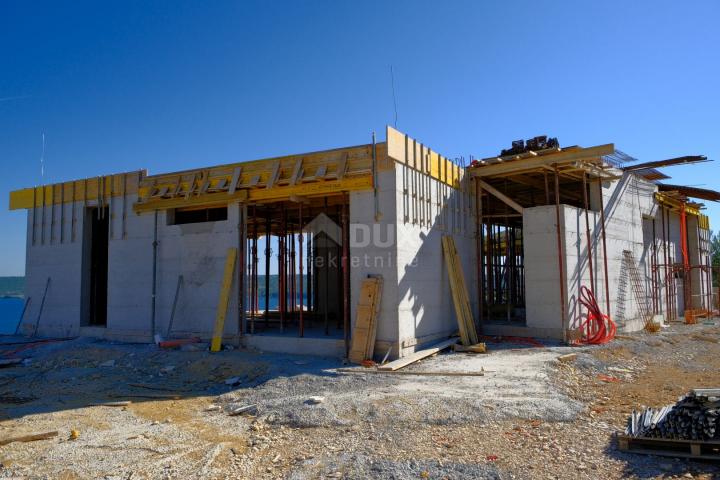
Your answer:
[394,164,477,354]
[563,174,657,333]
[522,205,565,338]
[105,204,241,341]
[104,209,155,340]
[687,216,713,310]
[20,201,86,337]
[348,164,477,358]
[524,173,667,338]
[349,169,400,355]
[20,165,709,353]
[21,197,241,342]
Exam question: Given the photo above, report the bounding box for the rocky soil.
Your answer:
[0,322,719,479]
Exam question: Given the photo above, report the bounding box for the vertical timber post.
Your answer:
[554,166,567,343]
[342,196,350,358]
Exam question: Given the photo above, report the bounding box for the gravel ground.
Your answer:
[0,321,719,479]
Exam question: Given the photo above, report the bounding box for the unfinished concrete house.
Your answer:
[9,127,718,358]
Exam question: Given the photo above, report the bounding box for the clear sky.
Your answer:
[1,1,719,276]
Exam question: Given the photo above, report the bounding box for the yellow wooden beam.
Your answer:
[211,247,237,353]
[133,176,372,212]
[655,192,702,216]
[247,176,372,202]
[133,189,249,213]
[9,171,144,210]
[386,125,466,189]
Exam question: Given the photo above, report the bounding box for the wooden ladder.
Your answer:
[349,275,383,364]
[442,236,478,346]
[622,250,653,328]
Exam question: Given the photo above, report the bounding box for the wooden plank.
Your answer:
[134,189,248,213]
[266,161,281,188]
[228,167,242,194]
[475,179,524,214]
[377,338,458,371]
[337,155,347,180]
[336,368,484,377]
[348,276,383,364]
[470,144,614,178]
[692,388,720,397]
[210,248,238,352]
[453,343,487,353]
[442,236,478,346]
[0,431,58,446]
[289,159,303,185]
[616,434,720,460]
[89,401,132,407]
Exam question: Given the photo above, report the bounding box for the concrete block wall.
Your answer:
[349,169,400,354]
[394,164,477,354]
[104,209,155,341]
[564,174,656,332]
[20,201,86,337]
[21,197,242,342]
[349,164,477,358]
[106,204,241,341]
[524,173,667,338]
[687,216,713,310]
[522,205,565,338]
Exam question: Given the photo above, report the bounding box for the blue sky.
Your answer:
[1,1,719,275]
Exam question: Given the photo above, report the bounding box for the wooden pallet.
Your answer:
[617,434,720,461]
[348,276,383,364]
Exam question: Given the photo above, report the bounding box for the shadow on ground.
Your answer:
[0,335,342,420]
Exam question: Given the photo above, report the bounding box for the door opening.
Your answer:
[83,206,109,327]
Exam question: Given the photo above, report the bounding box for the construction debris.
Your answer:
[0,431,58,446]
[556,353,577,363]
[498,136,560,157]
[89,401,132,407]
[225,376,243,386]
[377,338,458,371]
[228,404,258,416]
[158,337,202,349]
[0,358,23,367]
[336,368,485,377]
[453,343,487,354]
[625,389,720,441]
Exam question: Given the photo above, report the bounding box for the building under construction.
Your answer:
[9,127,718,358]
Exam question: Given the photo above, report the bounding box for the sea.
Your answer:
[0,297,24,334]
[0,294,309,335]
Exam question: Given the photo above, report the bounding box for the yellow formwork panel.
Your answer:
[655,192,702,216]
[9,172,144,210]
[386,125,467,189]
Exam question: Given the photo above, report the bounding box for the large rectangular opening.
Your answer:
[241,195,350,339]
[475,169,594,327]
[82,206,109,327]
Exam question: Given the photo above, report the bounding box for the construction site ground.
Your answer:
[1,321,720,479]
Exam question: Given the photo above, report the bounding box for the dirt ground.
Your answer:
[1,321,720,479]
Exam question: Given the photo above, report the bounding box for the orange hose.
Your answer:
[575,286,616,345]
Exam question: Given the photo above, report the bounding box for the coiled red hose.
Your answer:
[575,286,616,344]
